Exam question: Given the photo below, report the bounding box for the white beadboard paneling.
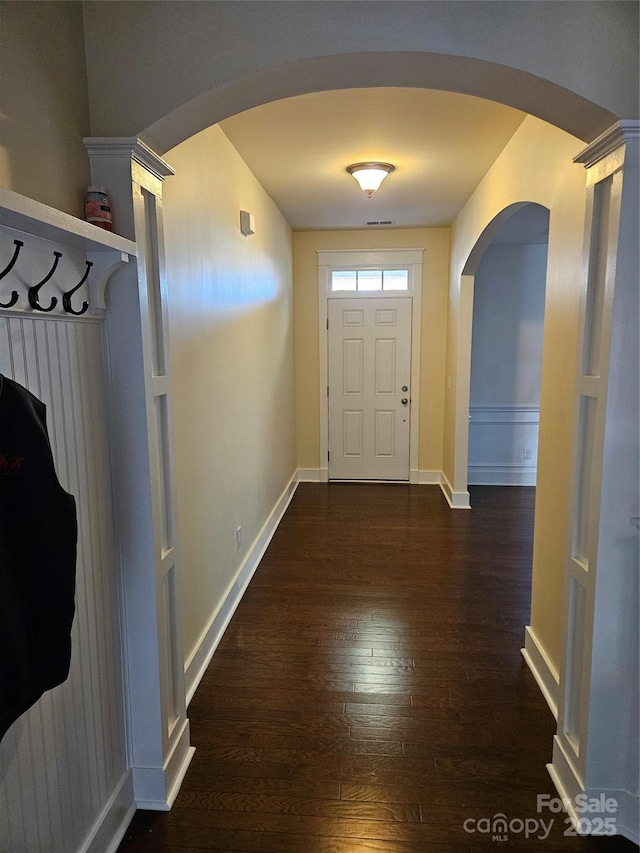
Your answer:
[0,313,128,853]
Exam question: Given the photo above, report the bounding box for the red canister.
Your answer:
[85,186,113,231]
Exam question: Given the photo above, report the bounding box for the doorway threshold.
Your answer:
[328,479,410,485]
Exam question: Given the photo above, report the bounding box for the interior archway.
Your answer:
[453,202,552,507]
[140,52,617,155]
[467,203,550,489]
[129,55,604,812]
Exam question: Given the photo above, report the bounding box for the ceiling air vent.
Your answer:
[365,220,394,226]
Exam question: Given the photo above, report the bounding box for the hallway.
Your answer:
[117,485,637,852]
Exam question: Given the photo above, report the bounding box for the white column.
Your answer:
[550,122,639,843]
[84,138,194,810]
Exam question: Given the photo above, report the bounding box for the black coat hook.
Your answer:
[0,240,24,309]
[28,251,61,312]
[62,261,93,316]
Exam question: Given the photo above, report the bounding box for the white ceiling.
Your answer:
[219,88,526,231]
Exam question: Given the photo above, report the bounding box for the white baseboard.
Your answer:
[418,469,441,484]
[547,736,586,824]
[296,469,473,511]
[610,790,640,844]
[298,468,443,486]
[468,463,537,486]
[83,771,135,853]
[440,471,471,509]
[547,738,639,844]
[299,467,533,493]
[298,468,321,482]
[521,625,559,718]
[184,471,299,705]
[133,718,195,810]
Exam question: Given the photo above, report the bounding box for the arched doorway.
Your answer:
[138,51,614,155]
[97,109,581,801]
[78,12,636,838]
[467,203,550,489]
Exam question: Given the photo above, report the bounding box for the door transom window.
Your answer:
[331,269,409,292]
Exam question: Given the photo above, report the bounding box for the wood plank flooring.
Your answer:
[116,484,638,853]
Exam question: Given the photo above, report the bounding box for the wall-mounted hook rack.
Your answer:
[0,186,136,319]
[28,251,62,312]
[0,239,24,308]
[62,260,93,316]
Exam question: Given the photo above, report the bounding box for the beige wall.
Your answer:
[163,126,296,663]
[446,115,588,666]
[293,228,449,473]
[0,2,90,217]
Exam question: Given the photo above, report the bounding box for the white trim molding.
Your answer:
[468,405,539,486]
[440,471,471,509]
[184,473,299,705]
[573,120,640,169]
[552,118,640,845]
[468,404,540,425]
[297,468,442,486]
[418,470,441,485]
[468,463,537,486]
[316,248,424,269]
[521,626,559,719]
[83,772,135,853]
[132,719,194,811]
[317,248,423,484]
[83,137,175,180]
[297,468,322,482]
[547,740,640,844]
[85,136,193,815]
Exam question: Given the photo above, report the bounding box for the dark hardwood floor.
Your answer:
[116,484,638,853]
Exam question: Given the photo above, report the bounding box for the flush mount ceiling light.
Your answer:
[346,162,395,197]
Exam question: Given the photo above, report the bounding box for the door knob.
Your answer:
[401,398,408,406]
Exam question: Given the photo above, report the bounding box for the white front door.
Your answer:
[328,297,412,480]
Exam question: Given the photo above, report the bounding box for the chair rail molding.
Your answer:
[468,404,540,486]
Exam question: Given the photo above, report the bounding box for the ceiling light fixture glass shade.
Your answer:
[346,162,395,197]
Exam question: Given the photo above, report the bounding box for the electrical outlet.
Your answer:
[236,526,242,549]
[523,448,532,460]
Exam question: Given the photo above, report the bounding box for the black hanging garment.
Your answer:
[0,375,77,742]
